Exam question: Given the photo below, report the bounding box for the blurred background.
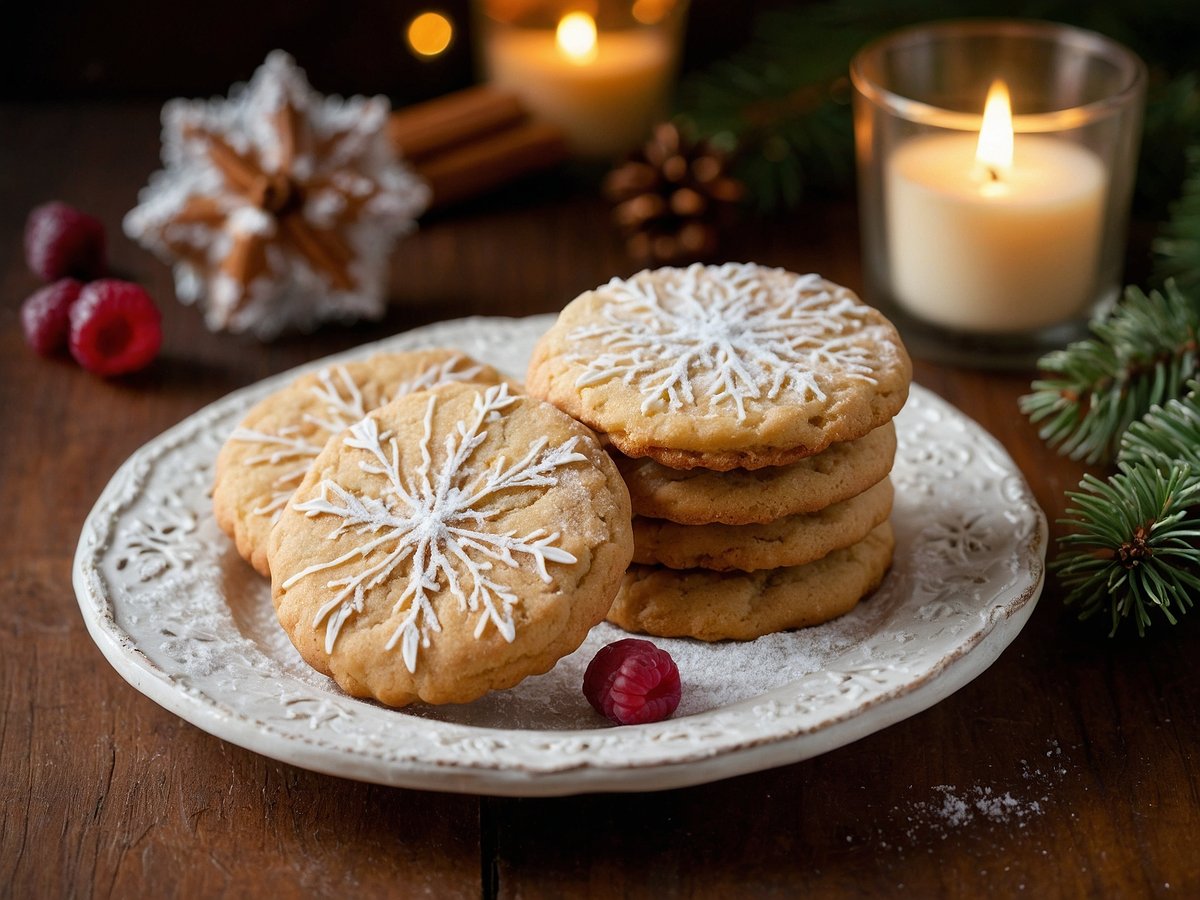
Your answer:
[6,1,1195,220]
[0,0,777,102]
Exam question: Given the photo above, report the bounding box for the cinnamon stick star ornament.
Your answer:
[124,51,430,339]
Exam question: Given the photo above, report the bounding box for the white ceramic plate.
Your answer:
[74,315,1046,796]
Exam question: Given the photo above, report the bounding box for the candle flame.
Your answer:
[976,80,1014,181]
[556,11,598,64]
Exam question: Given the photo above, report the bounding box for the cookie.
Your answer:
[615,420,896,525]
[526,263,911,471]
[214,349,505,576]
[609,522,894,641]
[632,477,893,571]
[269,382,633,707]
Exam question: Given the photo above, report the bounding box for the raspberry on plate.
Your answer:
[21,279,84,356]
[24,201,107,282]
[69,280,162,377]
[583,638,681,725]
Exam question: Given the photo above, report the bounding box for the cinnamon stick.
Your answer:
[215,230,267,322]
[279,216,354,290]
[389,86,527,163]
[414,120,568,209]
[200,131,268,198]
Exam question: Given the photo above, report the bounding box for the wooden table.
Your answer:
[3,103,1197,899]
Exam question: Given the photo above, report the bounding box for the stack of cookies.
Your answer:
[527,262,912,640]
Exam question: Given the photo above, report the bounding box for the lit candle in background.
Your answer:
[406,11,456,59]
[481,7,681,159]
[885,80,1107,333]
[557,11,599,63]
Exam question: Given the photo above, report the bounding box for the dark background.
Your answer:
[0,1,786,103]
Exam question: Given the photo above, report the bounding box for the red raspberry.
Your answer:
[24,201,107,281]
[69,280,162,377]
[21,278,84,356]
[583,638,681,725]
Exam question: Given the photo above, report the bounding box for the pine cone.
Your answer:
[604,122,743,265]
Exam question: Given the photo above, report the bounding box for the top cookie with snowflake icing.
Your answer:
[268,381,633,708]
[213,349,506,576]
[527,263,912,470]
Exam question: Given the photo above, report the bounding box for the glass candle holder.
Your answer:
[474,0,690,160]
[851,20,1146,368]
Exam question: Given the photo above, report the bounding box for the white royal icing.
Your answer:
[231,355,485,519]
[569,262,881,421]
[282,383,584,674]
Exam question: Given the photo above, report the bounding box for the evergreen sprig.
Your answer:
[1054,382,1200,636]
[1056,461,1200,635]
[1030,138,1200,639]
[1120,379,1200,469]
[675,6,862,210]
[1018,283,1200,464]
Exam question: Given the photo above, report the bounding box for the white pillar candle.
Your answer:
[885,84,1107,334]
[483,13,673,159]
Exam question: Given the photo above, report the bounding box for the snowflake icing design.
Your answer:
[570,263,880,420]
[281,383,585,673]
[231,355,484,520]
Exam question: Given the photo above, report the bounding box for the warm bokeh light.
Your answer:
[556,12,598,64]
[407,11,454,58]
[976,80,1014,180]
[631,0,674,25]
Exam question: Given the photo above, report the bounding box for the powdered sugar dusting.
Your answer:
[241,566,891,728]
[906,781,1044,835]
[406,583,893,728]
[875,741,1070,853]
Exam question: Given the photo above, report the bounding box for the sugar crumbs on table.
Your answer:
[878,740,1075,851]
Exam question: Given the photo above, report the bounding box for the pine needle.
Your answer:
[1120,379,1200,469]
[1019,283,1200,465]
[1056,462,1200,635]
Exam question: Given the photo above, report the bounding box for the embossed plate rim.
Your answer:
[74,314,1047,796]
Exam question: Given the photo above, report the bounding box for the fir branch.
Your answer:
[1120,379,1200,469]
[1056,462,1200,636]
[1055,381,1200,636]
[1154,146,1200,293]
[1019,283,1200,464]
[675,6,863,210]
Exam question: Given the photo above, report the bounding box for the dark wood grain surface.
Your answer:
[2,102,1198,899]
